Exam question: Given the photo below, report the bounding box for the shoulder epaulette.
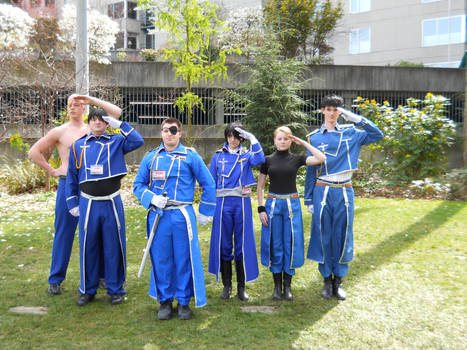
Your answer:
[186,146,197,153]
[339,124,355,128]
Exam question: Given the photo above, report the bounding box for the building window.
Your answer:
[115,32,124,49]
[425,61,460,68]
[422,16,466,46]
[349,28,371,54]
[128,2,137,19]
[145,34,155,49]
[108,2,124,19]
[350,0,370,13]
[127,34,137,49]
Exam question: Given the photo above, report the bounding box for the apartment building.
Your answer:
[329,0,466,67]
[99,0,263,51]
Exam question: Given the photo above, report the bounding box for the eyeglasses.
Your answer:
[161,126,179,135]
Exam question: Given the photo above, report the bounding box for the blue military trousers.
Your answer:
[49,178,78,285]
[78,192,126,295]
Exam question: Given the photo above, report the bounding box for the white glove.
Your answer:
[69,206,79,217]
[307,205,314,214]
[198,213,213,226]
[234,127,258,144]
[102,116,122,129]
[151,195,168,209]
[337,107,362,123]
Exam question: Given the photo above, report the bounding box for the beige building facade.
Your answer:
[329,0,466,67]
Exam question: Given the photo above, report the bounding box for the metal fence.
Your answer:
[0,86,464,126]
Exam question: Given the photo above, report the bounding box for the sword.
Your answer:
[137,192,167,278]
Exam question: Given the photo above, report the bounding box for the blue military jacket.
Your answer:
[209,142,265,189]
[133,142,216,216]
[66,122,144,210]
[304,117,383,205]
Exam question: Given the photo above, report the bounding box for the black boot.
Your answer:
[220,259,232,299]
[271,273,282,300]
[321,276,333,299]
[282,273,293,301]
[235,259,249,301]
[333,276,346,300]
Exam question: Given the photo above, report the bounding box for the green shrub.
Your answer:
[0,159,58,194]
[354,93,456,184]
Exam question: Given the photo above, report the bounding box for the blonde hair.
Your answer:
[67,94,79,108]
[274,126,292,138]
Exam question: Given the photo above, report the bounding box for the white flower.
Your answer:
[58,4,119,64]
[0,4,34,50]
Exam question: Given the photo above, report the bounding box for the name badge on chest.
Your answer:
[90,164,104,175]
[152,170,166,180]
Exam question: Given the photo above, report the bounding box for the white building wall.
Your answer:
[329,0,466,66]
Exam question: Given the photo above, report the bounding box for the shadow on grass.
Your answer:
[192,201,467,350]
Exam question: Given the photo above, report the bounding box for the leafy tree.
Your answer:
[138,0,240,144]
[29,16,62,59]
[227,31,311,154]
[264,0,343,61]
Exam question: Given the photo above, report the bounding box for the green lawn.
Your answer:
[0,196,465,350]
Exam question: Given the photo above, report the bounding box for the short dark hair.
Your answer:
[224,121,244,142]
[161,117,182,130]
[321,95,344,108]
[88,108,107,123]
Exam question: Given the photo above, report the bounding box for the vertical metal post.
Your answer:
[76,0,89,96]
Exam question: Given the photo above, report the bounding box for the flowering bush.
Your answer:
[354,93,456,183]
[58,4,119,64]
[0,4,33,51]
[140,48,161,62]
[218,7,263,60]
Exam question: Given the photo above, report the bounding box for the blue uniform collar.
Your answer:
[85,132,111,141]
[158,142,188,154]
[319,123,343,133]
[222,142,242,154]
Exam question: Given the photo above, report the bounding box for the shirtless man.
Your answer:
[29,94,122,295]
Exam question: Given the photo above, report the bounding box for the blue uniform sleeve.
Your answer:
[191,151,216,216]
[355,116,384,146]
[209,152,219,189]
[120,122,144,154]
[248,142,265,167]
[65,143,80,210]
[133,152,157,210]
[304,135,316,206]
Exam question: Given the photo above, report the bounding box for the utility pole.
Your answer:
[76,0,89,96]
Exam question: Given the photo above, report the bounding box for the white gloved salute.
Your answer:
[307,205,314,214]
[69,206,79,217]
[102,116,122,129]
[234,127,258,144]
[337,107,362,124]
[151,195,168,209]
[198,213,213,226]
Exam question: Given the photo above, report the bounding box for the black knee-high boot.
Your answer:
[235,259,249,301]
[220,259,232,299]
[282,273,293,301]
[271,273,282,300]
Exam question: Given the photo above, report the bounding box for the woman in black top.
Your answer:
[257,126,325,300]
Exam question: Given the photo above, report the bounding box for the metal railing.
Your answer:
[0,86,464,126]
